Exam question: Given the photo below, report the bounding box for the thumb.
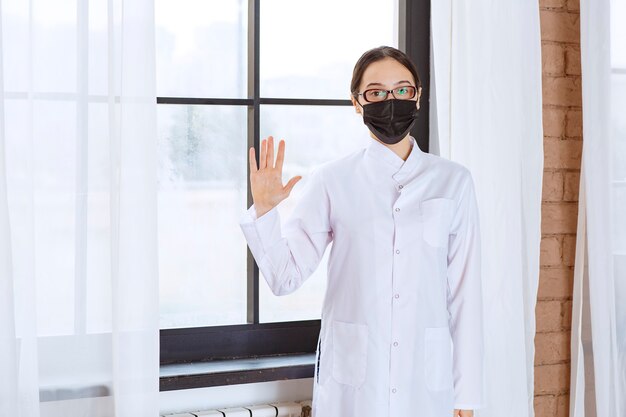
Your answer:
[283,175,302,196]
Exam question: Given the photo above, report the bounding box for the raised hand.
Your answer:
[249,135,302,218]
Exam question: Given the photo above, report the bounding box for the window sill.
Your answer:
[159,353,316,391]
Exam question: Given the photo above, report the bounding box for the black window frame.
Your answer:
[159,0,431,391]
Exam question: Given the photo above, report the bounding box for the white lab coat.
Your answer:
[239,134,484,416]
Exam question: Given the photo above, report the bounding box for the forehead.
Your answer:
[360,57,415,89]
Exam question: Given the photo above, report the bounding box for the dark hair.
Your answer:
[350,46,422,97]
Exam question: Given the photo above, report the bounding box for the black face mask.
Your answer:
[361,99,418,145]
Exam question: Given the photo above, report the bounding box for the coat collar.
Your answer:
[364,134,423,183]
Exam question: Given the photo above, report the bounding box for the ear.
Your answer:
[416,86,423,110]
[351,95,362,114]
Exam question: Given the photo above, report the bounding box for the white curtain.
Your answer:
[570,0,626,416]
[0,0,159,416]
[430,1,544,416]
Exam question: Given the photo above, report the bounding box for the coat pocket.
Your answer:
[424,326,454,392]
[420,198,454,249]
[331,319,368,388]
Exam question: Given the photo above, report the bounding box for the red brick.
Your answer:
[540,10,581,44]
[543,43,565,75]
[538,267,573,299]
[535,331,571,364]
[562,299,573,328]
[543,76,582,106]
[563,171,581,201]
[542,202,578,234]
[562,235,577,267]
[565,45,581,75]
[543,170,564,201]
[543,107,567,137]
[535,394,557,417]
[538,0,579,406]
[541,236,562,266]
[544,138,582,169]
[540,0,566,8]
[537,300,564,332]
[535,363,571,394]
[567,0,580,11]
[556,393,570,417]
[565,109,583,138]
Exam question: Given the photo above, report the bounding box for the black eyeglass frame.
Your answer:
[354,85,420,103]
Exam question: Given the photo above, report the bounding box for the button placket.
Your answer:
[390,184,406,411]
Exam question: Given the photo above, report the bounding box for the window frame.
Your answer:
[158,0,431,391]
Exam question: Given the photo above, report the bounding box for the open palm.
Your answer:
[249,135,302,217]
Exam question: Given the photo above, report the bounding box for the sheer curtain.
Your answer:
[570,0,626,416]
[0,0,159,416]
[430,1,544,416]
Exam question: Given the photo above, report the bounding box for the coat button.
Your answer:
[394,293,399,299]
[392,388,397,393]
[393,341,398,347]
[395,207,400,212]
[398,184,403,189]
[395,249,400,254]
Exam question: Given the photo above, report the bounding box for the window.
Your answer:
[157,0,431,390]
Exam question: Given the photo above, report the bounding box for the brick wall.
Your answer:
[535,0,582,416]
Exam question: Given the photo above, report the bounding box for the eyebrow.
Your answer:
[365,80,412,88]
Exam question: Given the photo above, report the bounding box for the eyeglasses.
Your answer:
[355,85,417,103]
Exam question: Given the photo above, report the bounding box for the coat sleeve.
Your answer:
[446,170,485,410]
[238,166,333,296]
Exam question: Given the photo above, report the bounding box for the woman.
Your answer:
[239,46,484,417]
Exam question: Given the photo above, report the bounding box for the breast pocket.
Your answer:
[419,198,455,249]
[424,326,454,392]
[331,319,368,388]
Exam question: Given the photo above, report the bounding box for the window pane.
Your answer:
[155,0,247,98]
[259,105,371,323]
[260,0,398,99]
[158,105,248,329]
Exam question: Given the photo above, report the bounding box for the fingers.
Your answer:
[283,175,302,195]
[267,136,275,168]
[255,136,283,171]
[259,137,268,169]
[249,146,258,172]
[275,139,285,171]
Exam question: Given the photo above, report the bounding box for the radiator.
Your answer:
[162,400,312,417]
